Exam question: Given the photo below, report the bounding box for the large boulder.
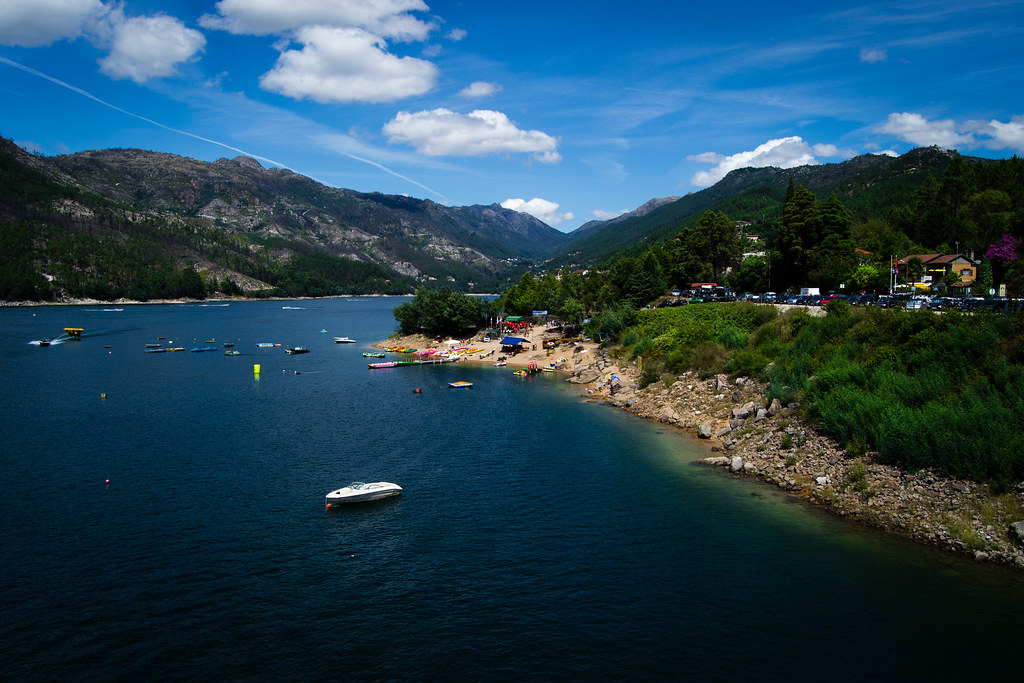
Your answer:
[569,367,602,384]
[1010,521,1024,546]
[698,422,713,439]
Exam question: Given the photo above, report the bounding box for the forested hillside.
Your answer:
[556,147,999,269]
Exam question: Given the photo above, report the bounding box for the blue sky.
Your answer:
[1,1,1023,232]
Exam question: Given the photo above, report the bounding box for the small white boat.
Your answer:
[326,481,402,505]
[334,336,356,343]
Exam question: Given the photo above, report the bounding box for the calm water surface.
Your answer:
[1,299,1020,681]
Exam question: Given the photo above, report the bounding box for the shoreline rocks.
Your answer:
[571,352,1024,571]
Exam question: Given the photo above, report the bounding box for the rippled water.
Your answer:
[1,299,1020,680]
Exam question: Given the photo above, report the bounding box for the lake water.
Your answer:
[1,298,1020,680]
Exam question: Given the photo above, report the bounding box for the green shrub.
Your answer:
[630,336,655,360]
[692,344,728,378]
[638,358,664,389]
[718,326,749,349]
[727,348,769,377]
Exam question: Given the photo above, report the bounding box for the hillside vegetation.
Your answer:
[555,147,975,268]
[615,302,1024,490]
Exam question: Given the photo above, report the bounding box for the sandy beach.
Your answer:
[374,326,606,373]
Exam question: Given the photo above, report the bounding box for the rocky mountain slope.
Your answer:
[0,137,571,295]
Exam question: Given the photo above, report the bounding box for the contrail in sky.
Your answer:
[0,55,449,203]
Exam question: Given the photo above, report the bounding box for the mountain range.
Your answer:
[0,136,966,299]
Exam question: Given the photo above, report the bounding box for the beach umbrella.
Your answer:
[444,339,460,346]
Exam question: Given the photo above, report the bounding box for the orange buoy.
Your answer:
[413,387,422,393]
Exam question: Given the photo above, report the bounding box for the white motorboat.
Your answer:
[326,481,402,505]
[334,336,356,343]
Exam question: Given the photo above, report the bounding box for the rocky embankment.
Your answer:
[567,348,1024,570]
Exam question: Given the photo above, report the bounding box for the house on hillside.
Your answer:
[897,253,979,291]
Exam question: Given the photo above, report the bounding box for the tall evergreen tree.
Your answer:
[812,194,858,290]
[773,183,819,290]
[683,210,740,282]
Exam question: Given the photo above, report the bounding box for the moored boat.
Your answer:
[334,337,356,343]
[325,481,402,506]
[448,380,474,388]
[285,346,310,354]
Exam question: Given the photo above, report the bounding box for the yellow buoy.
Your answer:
[254,363,261,376]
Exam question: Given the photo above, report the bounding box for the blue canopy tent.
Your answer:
[499,336,525,352]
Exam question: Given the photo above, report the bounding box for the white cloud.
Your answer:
[459,81,501,99]
[202,0,441,104]
[860,47,887,63]
[812,143,858,158]
[447,28,467,41]
[876,112,974,148]
[259,26,437,103]
[383,108,561,163]
[0,1,204,83]
[591,209,628,220]
[98,13,205,83]
[974,115,1024,152]
[200,0,433,41]
[877,112,1024,153]
[501,198,574,228]
[688,136,818,187]
[0,0,104,47]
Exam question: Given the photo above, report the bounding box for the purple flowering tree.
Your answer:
[985,234,1020,291]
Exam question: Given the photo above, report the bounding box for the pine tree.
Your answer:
[773,184,819,290]
[812,194,857,290]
